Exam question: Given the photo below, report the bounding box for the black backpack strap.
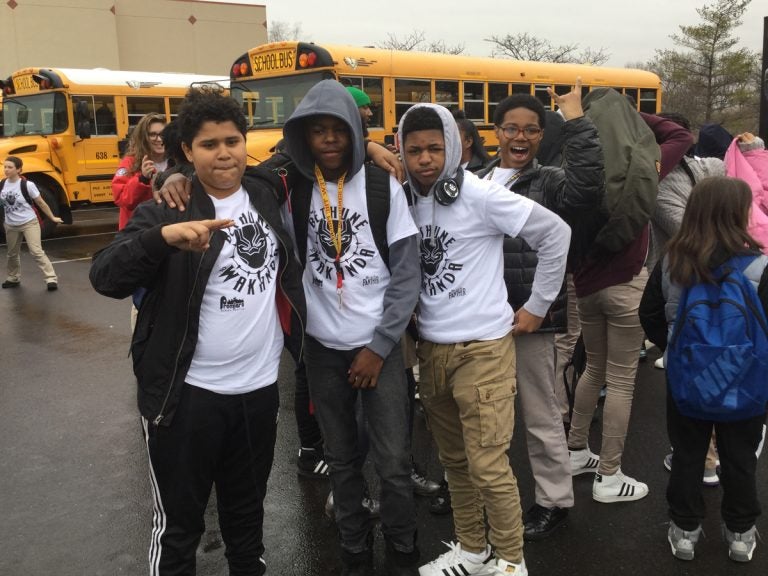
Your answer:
[291,177,314,267]
[365,163,391,270]
[19,179,32,205]
[679,157,697,188]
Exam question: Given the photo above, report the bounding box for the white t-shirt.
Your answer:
[0,178,40,226]
[304,171,417,350]
[186,187,283,394]
[414,170,534,344]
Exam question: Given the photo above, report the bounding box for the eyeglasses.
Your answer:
[148,132,163,140]
[497,125,542,140]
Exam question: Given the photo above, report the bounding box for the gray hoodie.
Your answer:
[281,79,420,359]
[398,103,463,196]
[283,79,366,181]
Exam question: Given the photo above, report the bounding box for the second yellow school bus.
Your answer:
[0,67,227,235]
[229,41,662,162]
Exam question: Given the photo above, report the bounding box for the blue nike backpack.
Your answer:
[667,254,768,422]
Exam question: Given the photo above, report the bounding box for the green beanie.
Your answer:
[346,86,371,108]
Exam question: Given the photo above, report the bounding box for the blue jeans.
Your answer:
[304,337,416,554]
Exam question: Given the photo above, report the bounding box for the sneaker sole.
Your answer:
[729,547,755,562]
[593,489,649,503]
[668,537,695,561]
[297,467,329,479]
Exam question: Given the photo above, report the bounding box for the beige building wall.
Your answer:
[0,0,266,78]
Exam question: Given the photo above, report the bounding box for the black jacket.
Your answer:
[477,116,604,332]
[90,176,306,426]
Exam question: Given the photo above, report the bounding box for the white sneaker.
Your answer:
[668,521,702,560]
[654,356,665,369]
[418,541,494,576]
[724,525,758,562]
[569,447,600,476]
[490,557,528,575]
[593,469,649,503]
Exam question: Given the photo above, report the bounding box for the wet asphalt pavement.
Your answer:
[1,207,766,576]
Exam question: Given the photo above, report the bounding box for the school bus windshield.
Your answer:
[230,71,332,129]
[2,92,68,136]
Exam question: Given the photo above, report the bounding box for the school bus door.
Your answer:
[71,95,120,203]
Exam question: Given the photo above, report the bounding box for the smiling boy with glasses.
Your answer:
[476,81,604,541]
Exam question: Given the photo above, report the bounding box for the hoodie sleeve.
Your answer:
[367,234,421,359]
[640,113,694,180]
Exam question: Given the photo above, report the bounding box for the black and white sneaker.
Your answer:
[297,446,329,479]
[418,541,494,576]
[592,469,649,503]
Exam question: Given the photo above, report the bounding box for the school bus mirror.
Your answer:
[16,109,28,125]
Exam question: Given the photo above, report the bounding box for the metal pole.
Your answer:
[760,16,768,141]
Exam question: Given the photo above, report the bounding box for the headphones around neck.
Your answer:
[433,167,464,206]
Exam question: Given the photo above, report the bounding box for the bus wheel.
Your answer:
[38,184,61,239]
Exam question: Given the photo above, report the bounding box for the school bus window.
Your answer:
[581,86,590,100]
[625,88,640,108]
[94,96,116,135]
[609,87,624,95]
[395,78,430,123]
[512,83,532,95]
[169,98,184,119]
[555,85,570,96]
[362,78,383,129]
[127,97,165,126]
[639,89,657,114]
[3,92,67,136]
[462,82,484,122]
[435,80,459,109]
[340,76,385,129]
[230,72,330,129]
[487,83,508,125]
[535,85,552,110]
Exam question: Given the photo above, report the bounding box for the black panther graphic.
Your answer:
[232,221,269,269]
[420,237,445,277]
[317,217,354,260]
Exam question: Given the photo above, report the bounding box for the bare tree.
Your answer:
[268,21,305,43]
[641,0,760,131]
[378,30,465,54]
[485,32,609,65]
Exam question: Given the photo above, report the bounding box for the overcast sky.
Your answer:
[210,0,765,68]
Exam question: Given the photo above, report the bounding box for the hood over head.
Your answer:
[694,123,732,160]
[398,103,462,196]
[283,79,365,180]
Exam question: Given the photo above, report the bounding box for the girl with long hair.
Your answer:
[111,112,167,230]
[640,176,768,564]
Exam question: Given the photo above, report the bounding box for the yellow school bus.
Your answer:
[229,41,663,162]
[0,67,227,235]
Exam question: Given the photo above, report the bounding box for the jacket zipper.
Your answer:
[153,252,206,426]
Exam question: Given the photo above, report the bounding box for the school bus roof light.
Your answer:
[298,51,318,69]
[0,79,14,96]
[231,59,251,78]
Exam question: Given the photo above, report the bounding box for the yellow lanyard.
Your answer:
[315,165,347,309]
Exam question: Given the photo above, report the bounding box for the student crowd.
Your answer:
[80,78,768,576]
